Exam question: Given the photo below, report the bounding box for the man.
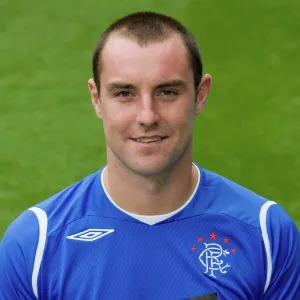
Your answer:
[0,11,299,300]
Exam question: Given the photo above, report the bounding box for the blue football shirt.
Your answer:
[1,165,299,299]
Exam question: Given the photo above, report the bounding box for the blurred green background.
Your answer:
[1,0,299,237]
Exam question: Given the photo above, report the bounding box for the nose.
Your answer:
[136,96,160,127]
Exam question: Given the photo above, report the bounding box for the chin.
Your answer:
[127,160,174,177]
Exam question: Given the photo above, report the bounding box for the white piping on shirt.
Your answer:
[29,207,48,299]
[259,200,276,293]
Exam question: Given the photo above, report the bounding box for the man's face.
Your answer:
[89,33,210,176]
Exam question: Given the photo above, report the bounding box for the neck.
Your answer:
[103,153,198,216]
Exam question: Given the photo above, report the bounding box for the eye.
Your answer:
[159,90,178,96]
[116,91,132,97]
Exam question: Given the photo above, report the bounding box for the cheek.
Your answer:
[170,104,195,143]
[101,104,133,136]
[168,101,195,128]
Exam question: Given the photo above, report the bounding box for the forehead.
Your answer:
[100,33,192,85]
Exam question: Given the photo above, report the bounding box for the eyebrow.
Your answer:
[155,80,187,90]
[106,82,136,92]
[106,79,187,92]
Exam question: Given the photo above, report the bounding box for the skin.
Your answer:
[88,32,212,215]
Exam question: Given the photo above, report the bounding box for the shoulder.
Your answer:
[1,209,40,250]
[198,166,297,230]
[2,169,102,244]
[33,169,102,233]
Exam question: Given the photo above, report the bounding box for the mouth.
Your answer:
[131,136,168,143]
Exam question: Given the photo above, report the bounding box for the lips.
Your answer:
[131,136,167,143]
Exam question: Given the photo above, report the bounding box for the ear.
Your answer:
[88,78,102,119]
[195,74,212,115]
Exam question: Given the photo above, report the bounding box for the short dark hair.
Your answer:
[92,11,203,93]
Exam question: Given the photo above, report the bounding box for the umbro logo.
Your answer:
[67,229,115,242]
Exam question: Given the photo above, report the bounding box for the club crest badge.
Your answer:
[191,232,237,278]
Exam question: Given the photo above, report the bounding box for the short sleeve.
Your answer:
[0,210,39,299]
[263,203,300,299]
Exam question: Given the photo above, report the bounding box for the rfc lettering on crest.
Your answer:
[199,243,230,278]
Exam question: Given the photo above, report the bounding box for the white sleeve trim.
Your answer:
[29,207,48,299]
[259,200,276,293]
